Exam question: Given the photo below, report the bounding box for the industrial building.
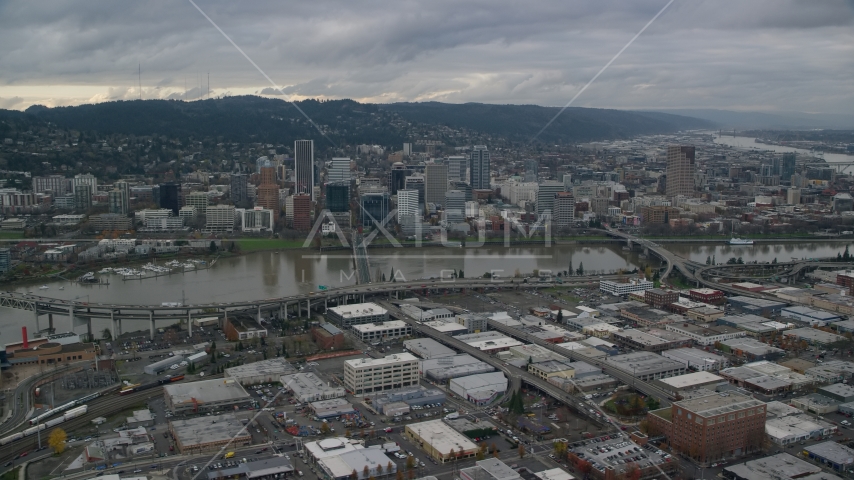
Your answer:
[312,323,345,350]
[723,453,832,480]
[163,379,252,414]
[652,371,726,396]
[527,360,575,381]
[371,386,446,412]
[460,459,523,480]
[611,329,692,352]
[204,456,294,480]
[224,315,268,341]
[803,442,854,474]
[310,398,358,419]
[170,412,251,453]
[604,352,687,381]
[405,420,478,463]
[781,306,841,326]
[404,338,456,359]
[449,372,508,405]
[281,372,346,403]
[343,353,419,395]
[783,328,846,346]
[727,296,786,316]
[421,354,496,382]
[717,337,786,361]
[599,278,654,296]
[457,332,523,353]
[224,358,295,386]
[327,303,389,327]
[144,355,184,375]
[661,348,729,371]
[351,320,412,343]
[664,323,746,346]
[317,445,397,480]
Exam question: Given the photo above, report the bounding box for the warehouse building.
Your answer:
[604,352,686,381]
[723,453,830,480]
[421,354,495,382]
[783,328,846,346]
[312,323,345,350]
[144,355,184,375]
[460,459,523,480]
[170,412,251,453]
[528,360,575,381]
[327,303,388,327]
[611,329,692,352]
[371,386,446,411]
[351,320,412,343]
[163,379,252,413]
[317,446,397,480]
[310,398,358,419]
[661,347,729,371]
[281,372,345,403]
[457,332,523,353]
[781,306,841,326]
[653,371,726,396]
[405,420,478,463]
[225,358,295,386]
[817,383,854,403]
[718,337,785,361]
[664,323,746,346]
[727,296,786,317]
[224,314,267,341]
[423,320,469,336]
[404,338,456,359]
[449,372,508,405]
[205,456,294,480]
[803,441,854,474]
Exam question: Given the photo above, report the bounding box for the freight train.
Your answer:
[29,392,100,426]
[3,406,88,446]
[118,375,184,396]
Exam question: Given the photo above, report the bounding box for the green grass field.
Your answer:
[0,231,24,240]
[234,238,307,252]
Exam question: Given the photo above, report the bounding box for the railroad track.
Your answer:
[0,389,163,467]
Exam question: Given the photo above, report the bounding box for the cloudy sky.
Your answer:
[0,0,852,113]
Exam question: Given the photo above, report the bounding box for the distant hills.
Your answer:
[0,96,712,146]
[641,108,854,130]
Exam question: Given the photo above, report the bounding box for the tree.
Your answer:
[350,470,358,480]
[576,262,584,276]
[772,257,777,264]
[102,328,112,341]
[553,441,567,459]
[387,462,394,475]
[568,260,573,276]
[320,422,331,435]
[210,241,217,253]
[518,444,526,458]
[396,471,404,480]
[405,455,416,471]
[845,245,851,262]
[490,443,498,457]
[556,310,563,324]
[706,256,711,265]
[376,464,383,476]
[458,269,464,279]
[364,466,370,478]
[48,428,67,454]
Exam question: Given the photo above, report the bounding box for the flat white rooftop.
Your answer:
[351,320,408,333]
[328,303,387,318]
[658,371,724,390]
[345,353,418,369]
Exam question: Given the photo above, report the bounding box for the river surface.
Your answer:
[0,244,655,344]
[3,241,852,345]
[713,135,852,164]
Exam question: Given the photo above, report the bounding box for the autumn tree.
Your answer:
[396,471,404,480]
[518,444,526,458]
[364,465,370,478]
[405,455,416,471]
[350,471,358,480]
[320,422,331,435]
[491,443,499,458]
[48,428,67,454]
[387,462,394,475]
[376,464,383,476]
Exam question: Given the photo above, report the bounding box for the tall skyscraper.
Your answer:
[524,159,539,183]
[387,163,412,195]
[108,189,128,215]
[328,158,351,184]
[469,145,490,190]
[256,166,279,216]
[73,184,92,212]
[553,192,576,227]
[424,163,448,206]
[294,140,315,201]
[33,175,69,196]
[326,182,350,213]
[360,191,390,227]
[404,175,425,205]
[537,181,565,218]
[446,156,467,182]
[665,145,695,199]
[444,190,465,224]
[775,153,796,180]
[157,183,180,214]
[230,173,249,205]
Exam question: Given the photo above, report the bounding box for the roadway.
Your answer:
[0,365,80,436]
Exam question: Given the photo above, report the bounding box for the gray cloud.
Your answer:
[0,1,852,113]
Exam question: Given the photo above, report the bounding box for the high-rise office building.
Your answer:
[405,175,425,205]
[553,192,576,227]
[360,191,390,227]
[446,156,467,182]
[469,145,490,190]
[328,158,351,184]
[666,145,695,199]
[33,175,69,196]
[73,173,98,193]
[326,182,350,213]
[536,181,565,218]
[387,163,412,195]
[230,173,249,205]
[291,194,312,231]
[424,163,448,206]
[73,184,92,212]
[524,159,539,183]
[449,181,472,202]
[108,189,128,215]
[774,153,796,181]
[294,140,315,201]
[444,190,465,224]
[256,166,279,216]
[397,189,420,220]
[157,183,180,215]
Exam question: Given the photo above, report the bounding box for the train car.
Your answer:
[23,424,45,437]
[64,405,88,420]
[0,432,23,446]
[136,382,160,393]
[44,416,65,428]
[119,384,142,396]
[75,392,99,404]
[169,375,185,382]
[29,400,77,425]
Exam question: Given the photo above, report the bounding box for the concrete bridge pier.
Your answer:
[33,306,40,333]
[68,306,75,334]
[342,294,348,305]
[149,310,155,340]
[257,305,262,324]
[305,299,311,318]
[86,310,93,339]
[279,303,285,321]
[187,310,192,337]
[110,310,119,340]
[48,313,54,332]
[324,298,328,310]
[222,307,228,329]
